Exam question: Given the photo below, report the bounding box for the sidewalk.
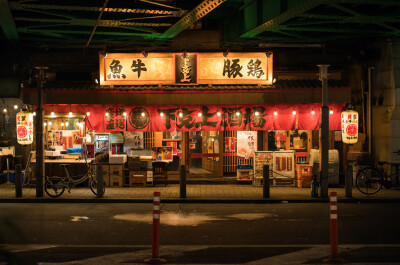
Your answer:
[1,183,400,202]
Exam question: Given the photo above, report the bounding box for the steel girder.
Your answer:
[8,2,186,17]
[0,0,18,40]
[159,0,227,39]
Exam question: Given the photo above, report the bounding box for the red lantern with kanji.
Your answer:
[16,111,34,145]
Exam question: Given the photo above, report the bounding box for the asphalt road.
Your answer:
[0,202,399,246]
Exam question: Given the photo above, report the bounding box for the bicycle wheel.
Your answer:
[89,178,106,196]
[45,177,66,198]
[356,167,383,195]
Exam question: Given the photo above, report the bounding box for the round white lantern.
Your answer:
[16,111,34,145]
[341,109,358,144]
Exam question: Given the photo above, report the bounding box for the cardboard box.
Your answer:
[347,151,368,161]
[109,165,123,176]
[109,154,127,164]
[109,174,123,187]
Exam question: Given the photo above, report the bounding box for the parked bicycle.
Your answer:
[355,150,400,195]
[44,150,105,198]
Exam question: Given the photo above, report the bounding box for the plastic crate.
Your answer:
[296,164,313,178]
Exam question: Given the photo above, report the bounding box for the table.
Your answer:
[31,158,94,178]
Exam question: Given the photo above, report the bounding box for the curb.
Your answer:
[1,198,400,203]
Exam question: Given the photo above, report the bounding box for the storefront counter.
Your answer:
[31,158,93,178]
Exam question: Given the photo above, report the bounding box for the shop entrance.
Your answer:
[188,131,221,177]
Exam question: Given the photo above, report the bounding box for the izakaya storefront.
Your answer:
[30,52,349,184]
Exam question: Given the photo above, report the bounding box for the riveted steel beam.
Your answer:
[159,0,227,39]
[18,28,160,38]
[0,0,19,40]
[14,17,171,28]
[8,2,186,17]
[241,0,323,38]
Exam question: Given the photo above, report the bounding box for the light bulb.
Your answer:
[255,111,259,116]
[179,112,183,117]
[13,104,18,110]
[3,108,7,113]
[292,109,296,115]
[50,111,55,117]
[273,109,278,116]
[66,121,69,126]
[141,112,145,117]
[123,112,127,117]
[330,108,333,115]
[311,109,315,115]
[86,111,91,116]
[198,112,202,117]
[33,111,36,116]
[69,110,72,117]
[217,111,221,116]
[79,123,83,128]
[105,112,109,117]
[48,121,52,126]
[44,122,47,126]
[61,122,64,127]
[160,112,164,117]
[236,111,240,116]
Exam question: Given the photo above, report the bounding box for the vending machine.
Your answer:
[94,133,111,163]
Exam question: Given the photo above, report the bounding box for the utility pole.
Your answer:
[35,66,47,197]
[318,64,329,198]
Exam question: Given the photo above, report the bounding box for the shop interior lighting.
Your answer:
[61,122,64,127]
[179,112,183,117]
[330,108,334,115]
[141,51,148,58]
[123,111,127,117]
[141,112,145,117]
[217,111,221,116]
[198,112,202,117]
[69,110,73,117]
[44,122,47,126]
[2,107,7,113]
[311,109,315,115]
[236,111,240,116]
[48,121,52,126]
[160,112,164,117]
[33,111,36,116]
[94,78,99,84]
[105,112,109,117]
[254,111,259,116]
[50,110,55,117]
[273,109,278,116]
[13,104,18,110]
[292,109,296,115]
[273,78,277,84]
[86,111,91,116]
[66,121,69,126]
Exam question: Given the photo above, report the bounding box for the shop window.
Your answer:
[289,130,308,151]
[268,130,287,151]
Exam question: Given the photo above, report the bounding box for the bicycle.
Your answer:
[44,151,105,198]
[355,150,400,195]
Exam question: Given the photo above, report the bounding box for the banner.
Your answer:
[45,103,345,132]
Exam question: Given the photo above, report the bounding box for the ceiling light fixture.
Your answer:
[273,109,278,116]
[330,108,334,115]
[13,104,18,110]
[311,109,315,115]
[292,109,296,115]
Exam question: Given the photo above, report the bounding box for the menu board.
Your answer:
[253,151,273,186]
[272,151,295,179]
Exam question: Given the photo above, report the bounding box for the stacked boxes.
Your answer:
[91,164,110,187]
[296,164,313,188]
[109,165,123,187]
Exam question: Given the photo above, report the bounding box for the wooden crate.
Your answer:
[129,171,147,187]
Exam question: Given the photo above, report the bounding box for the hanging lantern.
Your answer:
[341,109,358,144]
[16,111,34,145]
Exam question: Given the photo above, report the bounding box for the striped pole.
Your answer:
[145,192,166,264]
[324,191,344,264]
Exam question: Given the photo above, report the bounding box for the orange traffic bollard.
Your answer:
[145,192,166,264]
[324,191,345,264]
